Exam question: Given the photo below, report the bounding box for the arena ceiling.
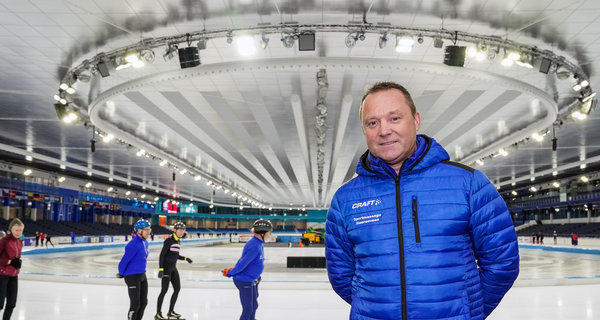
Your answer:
[0,0,598,209]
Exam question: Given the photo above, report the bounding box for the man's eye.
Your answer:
[391,117,399,121]
[368,121,377,126]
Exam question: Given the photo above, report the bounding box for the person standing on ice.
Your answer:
[117,219,151,320]
[222,219,272,320]
[154,221,193,320]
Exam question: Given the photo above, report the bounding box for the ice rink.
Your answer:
[10,240,600,320]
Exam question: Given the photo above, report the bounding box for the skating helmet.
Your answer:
[174,221,186,230]
[133,219,151,231]
[252,219,273,234]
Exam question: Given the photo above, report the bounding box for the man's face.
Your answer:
[138,227,151,239]
[361,89,421,171]
[175,228,185,238]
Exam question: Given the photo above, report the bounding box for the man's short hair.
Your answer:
[359,81,417,121]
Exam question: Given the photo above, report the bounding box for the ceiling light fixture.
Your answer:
[378,33,388,48]
[259,32,269,49]
[281,33,295,48]
[236,35,256,56]
[345,33,356,48]
[163,44,178,61]
[395,34,414,53]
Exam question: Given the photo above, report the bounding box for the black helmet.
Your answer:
[252,219,273,234]
[174,221,186,230]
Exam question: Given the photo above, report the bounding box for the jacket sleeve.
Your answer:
[325,196,355,304]
[469,170,519,317]
[158,238,170,269]
[228,241,259,277]
[118,241,136,275]
[0,238,7,265]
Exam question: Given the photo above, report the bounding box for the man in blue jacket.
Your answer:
[118,219,151,320]
[222,219,272,320]
[325,81,519,320]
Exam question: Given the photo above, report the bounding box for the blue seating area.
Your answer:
[0,218,172,238]
[517,222,600,238]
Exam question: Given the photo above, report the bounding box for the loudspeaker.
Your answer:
[97,61,110,77]
[178,47,200,69]
[443,45,466,67]
[298,33,315,51]
[539,57,552,74]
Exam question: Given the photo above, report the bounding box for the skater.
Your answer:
[553,230,558,245]
[39,233,45,247]
[117,219,151,320]
[35,232,40,247]
[155,222,193,320]
[222,219,272,320]
[45,235,54,248]
[0,218,25,320]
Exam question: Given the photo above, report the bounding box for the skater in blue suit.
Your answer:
[222,219,272,320]
[117,219,151,320]
[326,81,519,320]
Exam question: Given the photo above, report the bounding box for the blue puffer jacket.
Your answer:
[326,135,519,320]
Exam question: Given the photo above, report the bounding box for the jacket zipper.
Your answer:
[412,196,421,243]
[394,177,407,320]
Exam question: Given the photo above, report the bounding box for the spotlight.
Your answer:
[226,32,233,44]
[395,35,414,53]
[178,47,200,69]
[515,53,534,69]
[433,37,443,48]
[197,38,207,50]
[378,33,388,48]
[259,33,269,49]
[417,34,423,44]
[443,45,466,67]
[580,97,597,115]
[236,35,256,56]
[345,33,356,48]
[358,32,366,41]
[54,103,79,123]
[501,50,521,66]
[298,32,315,51]
[163,44,178,61]
[141,49,155,63]
[281,34,295,48]
[124,52,144,68]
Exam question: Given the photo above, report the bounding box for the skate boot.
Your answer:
[154,312,167,320]
[167,311,182,319]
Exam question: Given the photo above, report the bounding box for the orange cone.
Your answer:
[298,240,304,248]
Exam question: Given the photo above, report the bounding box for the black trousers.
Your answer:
[124,273,148,320]
[0,275,18,320]
[157,268,181,314]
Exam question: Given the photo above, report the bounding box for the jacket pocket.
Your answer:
[412,196,421,243]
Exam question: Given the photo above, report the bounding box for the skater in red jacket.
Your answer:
[0,218,24,320]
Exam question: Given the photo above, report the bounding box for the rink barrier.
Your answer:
[287,256,326,268]
[22,237,229,255]
[519,243,600,255]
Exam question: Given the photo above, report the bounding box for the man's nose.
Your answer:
[378,120,391,135]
